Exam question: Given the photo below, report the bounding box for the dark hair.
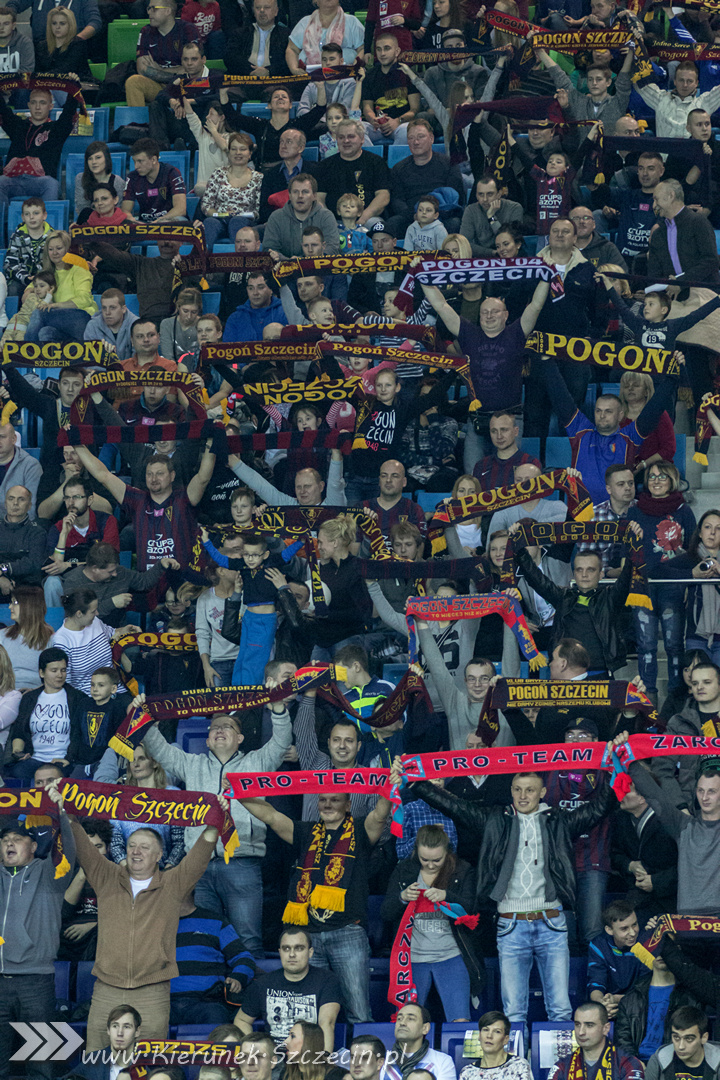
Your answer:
[33,270,56,289]
[22,196,45,211]
[63,476,93,498]
[289,172,318,194]
[0,8,16,20]
[39,646,68,672]
[477,173,500,190]
[86,542,120,570]
[398,1004,432,1024]
[417,194,440,212]
[414,824,457,889]
[647,289,672,315]
[550,214,577,235]
[279,927,312,948]
[604,462,635,483]
[333,644,369,671]
[91,181,119,202]
[81,818,114,846]
[682,647,711,669]
[207,1023,245,1042]
[131,318,159,337]
[240,532,268,552]
[302,224,324,239]
[131,137,161,160]
[349,1035,386,1060]
[478,1011,511,1036]
[602,898,636,926]
[494,222,525,249]
[670,1005,708,1036]
[182,38,205,54]
[81,141,113,200]
[554,638,590,670]
[320,41,343,55]
[688,508,720,560]
[576,1001,609,1025]
[92,666,119,684]
[60,587,97,618]
[148,1069,186,1080]
[106,1004,142,1029]
[689,661,720,684]
[638,150,664,165]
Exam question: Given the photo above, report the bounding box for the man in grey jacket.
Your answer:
[460,174,524,257]
[264,173,340,259]
[645,1006,720,1080]
[532,36,635,127]
[0,424,42,520]
[230,448,347,509]
[420,32,489,109]
[140,685,293,957]
[0,810,75,1080]
[84,289,139,364]
[0,8,34,74]
[651,662,720,810]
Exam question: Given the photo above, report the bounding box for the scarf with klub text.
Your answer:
[281,321,436,348]
[284,813,356,924]
[173,250,275,290]
[319,667,431,732]
[0,73,86,113]
[525,332,681,377]
[428,468,594,552]
[238,377,360,406]
[650,41,720,61]
[393,256,563,317]
[389,893,479,1012]
[315,340,478,399]
[111,630,198,694]
[226,429,353,455]
[453,96,565,136]
[2,340,117,369]
[631,914,720,968]
[504,519,650,608]
[405,595,546,715]
[532,28,632,49]
[478,677,659,750]
[109,664,347,758]
[273,252,416,285]
[70,221,206,253]
[694,393,720,465]
[566,1043,613,1080]
[203,341,319,368]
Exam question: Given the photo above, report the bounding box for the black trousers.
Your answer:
[0,972,55,1080]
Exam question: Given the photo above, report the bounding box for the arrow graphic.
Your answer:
[10,1021,85,1061]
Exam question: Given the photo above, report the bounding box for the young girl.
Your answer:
[185,100,229,198]
[75,142,125,217]
[510,129,575,233]
[336,193,372,253]
[1,271,55,343]
[319,98,370,159]
[159,287,202,364]
[36,6,90,87]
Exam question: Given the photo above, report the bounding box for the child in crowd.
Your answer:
[337,193,372,254]
[510,130,575,234]
[3,197,53,297]
[68,666,127,777]
[0,270,55,343]
[597,276,720,354]
[403,195,448,252]
[319,100,370,159]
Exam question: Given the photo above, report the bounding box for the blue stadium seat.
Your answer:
[46,607,65,630]
[52,107,110,155]
[524,235,539,255]
[75,960,96,1003]
[365,145,386,158]
[114,105,149,127]
[7,200,69,239]
[119,550,132,568]
[24,447,41,461]
[55,960,71,1000]
[531,1024,576,1080]
[303,146,319,162]
[65,151,127,210]
[382,663,409,685]
[182,730,210,755]
[203,293,221,314]
[255,958,282,973]
[441,1023,525,1074]
[545,437,572,469]
[387,145,411,166]
[175,1025,217,1039]
[367,895,385,954]
[674,432,686,478]
[353,1023,436,1050]
[415,490,447,514]
[159,150,191,189]
[368,958,393,1022]
[522,436,541,459]
[5,294,17,319]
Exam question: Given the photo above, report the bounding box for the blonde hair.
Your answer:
[442,234,473,259]
[318,513,357,548]
[175,286,202,313]
[619,371,654,418]
[41,230,71,273]
[125,740,168,788]
[492,0,521,46]
[644,459,681,493]
[0,644,15,696]
[47,6,77,52]
[337,192,364,213]
[598,262,631,299]
[452,473,481,498]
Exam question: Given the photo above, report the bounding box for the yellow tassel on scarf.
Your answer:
[626,592,653,609]
[223,829,240,863]
[310,885,346,912]
[54,853,70,879]
[630,941,655,969]
[528,653,548,671]
[694,452,709,466]
[282,901,310,924]
[1,400,17,426]
[62,252,90,271]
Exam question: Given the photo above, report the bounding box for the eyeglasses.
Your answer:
[571,215,593,221]
[648,473,669,482]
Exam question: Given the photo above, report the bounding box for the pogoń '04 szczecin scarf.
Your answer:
[283,813,356,925]
[393,256,564,316]
[503,519,650,608]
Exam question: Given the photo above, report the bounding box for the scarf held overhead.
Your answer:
[70,221,206,253]
[632,914,720,968]
[70,369,207,423]
[525,332,681,376]
[0,73,86,113]
[315,341,478,399]
[273,252,416,285]
[2,340,117,369]
[226,429,353,456]
[693,393,720,465]
[202,341,319,366]
[319,667,432,732]
[453,97,565,136]
[238,377,360,406]
[394,257,563,316]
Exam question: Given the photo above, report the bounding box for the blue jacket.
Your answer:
[587,932,646,996]
[222,296,287,342]
[171,905,256,999]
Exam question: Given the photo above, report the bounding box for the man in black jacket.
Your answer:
[648,179,720,286]
[0,485,46,591]
[406,765,617,1030]
[615,957,699,1062]
[611,781,678,922]
[224,0,290,77]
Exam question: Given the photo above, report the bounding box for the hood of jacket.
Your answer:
[655,1043,720,1072]
[538,244,588,273]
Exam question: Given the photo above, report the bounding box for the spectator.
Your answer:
[148,40,220,150]
[159,286,201,364]
[386,119,464,239]
[285,0,364,72]
[534,41,634,127]
[347,1037,386,1080]
[645,1006,719,1080]
[638,61,720,139]
[460,174,524,258]
[0,78,78,206]
[615,958,699,1063]
[0,585,53,690]
[235,927,341,1050]
[50,587,138,695]
[108,740,184,866]
[379,1005,457,1080]
[650,661,720,809]
[69,1003,141,1078]
[84,287,139,362]
[569,206,629,271]
[0,641,19,750]
[579,465,637,577]
[648,179,720,286]
[59,541,178,628]
[0,792,76,1080]
[223,272,287,342]
[184,98,228,198]
[24,230,97,344]
[225,0,289,78]
[618,373,677,479]
[36,6,91,82]
[59,819,112,961]
[316,117,391,223]
[298,40,361,119]
[362,459,426,543]
[3,197,52,297]
[473,413,542,491]
[547,1002,644,1080]
[220,86,324,172]
[74,141,125,218]
[0,425,42,520]
[0,6,34,75]
[122,137,187,223]
[195,533,241,687]
[487,463,569,536]
[124,0,198,107]
[264,174,341,260]
[663,513,720,663]
[259,129,318,224]
[0,484,46,586]
[603,151,666,266]
[611,781,678,921]
[43,482,120,606]
[588,899,645,1018]
[459,1011,532,1080]
[362,32,419,145]
[87,239,186,322]
[201,133,263,249]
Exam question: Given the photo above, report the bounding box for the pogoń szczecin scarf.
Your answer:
[109,664,348,758]
[650,41,720,61]
[225,430,353,456]
[502,519,650,608]
[399,46,503,62]
[631,914,720,968]
[70,221,206,253]
[111,630,199,694]
[0,73,87,113]
[525,332,681,377]
[453,97,565,136]
[202,341,319,366]
[173,251,276,291]
[566,1042,614,1080]
[180,58,365,91]
[358,554,493,589]
[405,591,546,686]
[318,667,432,732]
[315,340,479,400]
[532,28,632,49]
[132,1042,243,1067]
[70,369,207,420]
[694,393,720,465]
[209,506,393,561]
[394,256,564,316]
[281,321,437,348]
[389,892,479,1012]
[428,468,594,553]
[284,813,356,924]
[59,420,218,448]
[273,252,417,286]
[2,340,117,368]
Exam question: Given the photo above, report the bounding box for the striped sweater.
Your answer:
[50,618,126,697]
[171,905,256,999]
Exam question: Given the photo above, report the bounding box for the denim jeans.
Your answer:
[203,214,256,251]
[194,856,264,957]
[686,636,720,666]
[0,174,59,208]
[311,634,365,663]
[496,911,572,1028]
[43,573,64,609]
[343,473,380,506]
[632,583,685,694]
[25,307,92,344]
[0,973,55,1079]
[309,923,372,1022]
[413,953,470,1020]
[212,658,237,687]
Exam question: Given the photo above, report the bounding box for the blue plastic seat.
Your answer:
[303,146,319,162]
[75,960,96,1003]
[203,293,220,314]
[545,436,572,469]
[382,662,408,685]
[158,150,191,189]
[7,200,68,240]
[674,432,686,479]
[522,435,541,460]
[416,490,448,514]
[388,145,411,166]
[365,144,385,158]
[114,105,149,127]
[441,1023,524,1073]
[46,607,65,630]
[65,151,127,210]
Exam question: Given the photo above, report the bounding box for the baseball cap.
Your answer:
[372,221,396,238]
[564,717,599,738]
[442,28,466,43]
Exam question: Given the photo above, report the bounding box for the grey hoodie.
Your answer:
[422,59,489,110]
[0,29,34,74]
[651,702,707,810]
[143,711,292,858]
[0,813,76,974]
[0,446,43,519]
[645,1041,720,1080]
[263,200,341,260]
[84,308,139,364]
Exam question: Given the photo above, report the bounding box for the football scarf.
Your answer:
[389,893,479,1012]
[694,393,720,465]
[284,813,356,924]
[183,59,365,90]
[69,369,207,421]
[0,73,86,113]
[428,468,594,552]
[565,1042,614,1080]
[631,914,720,968]
[405,594,547,704]
[111,630,198,693]
[503,519,650,608]
[489,126,512,186]
[650,42,720,61]
[485,9,537,35]
[109,664,347,758]
[202,341,319,366]
[132,1042,243,1067]
[206,506,393,561]
[2,340,117,368]
[318,667,432,732]
[173,251,275,288]
[531,29,632,49]
[589,135,708,187]
[225,429,353,455]
[525,332,681,376]
[238,377,360,406]
[358,555,493,589]
[453,97,565,135]
[281,321,436,348]
[272,252,416,284]
[70,221,206,253]
[393,256,564,317]
[315,340,479,399]
[59,420,218,447]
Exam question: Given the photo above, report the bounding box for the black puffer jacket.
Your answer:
[381,854,485,996]
[412,781,616,910]
[614,975,699,1056]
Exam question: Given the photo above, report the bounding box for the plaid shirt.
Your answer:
[577,498,637,570]
[395,798,458,860]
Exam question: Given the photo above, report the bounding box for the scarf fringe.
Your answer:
[627,592,653,609]
[310,885,346,911]
[282,901,310,924]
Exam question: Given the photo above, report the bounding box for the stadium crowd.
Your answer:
[3,1,720,1080]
